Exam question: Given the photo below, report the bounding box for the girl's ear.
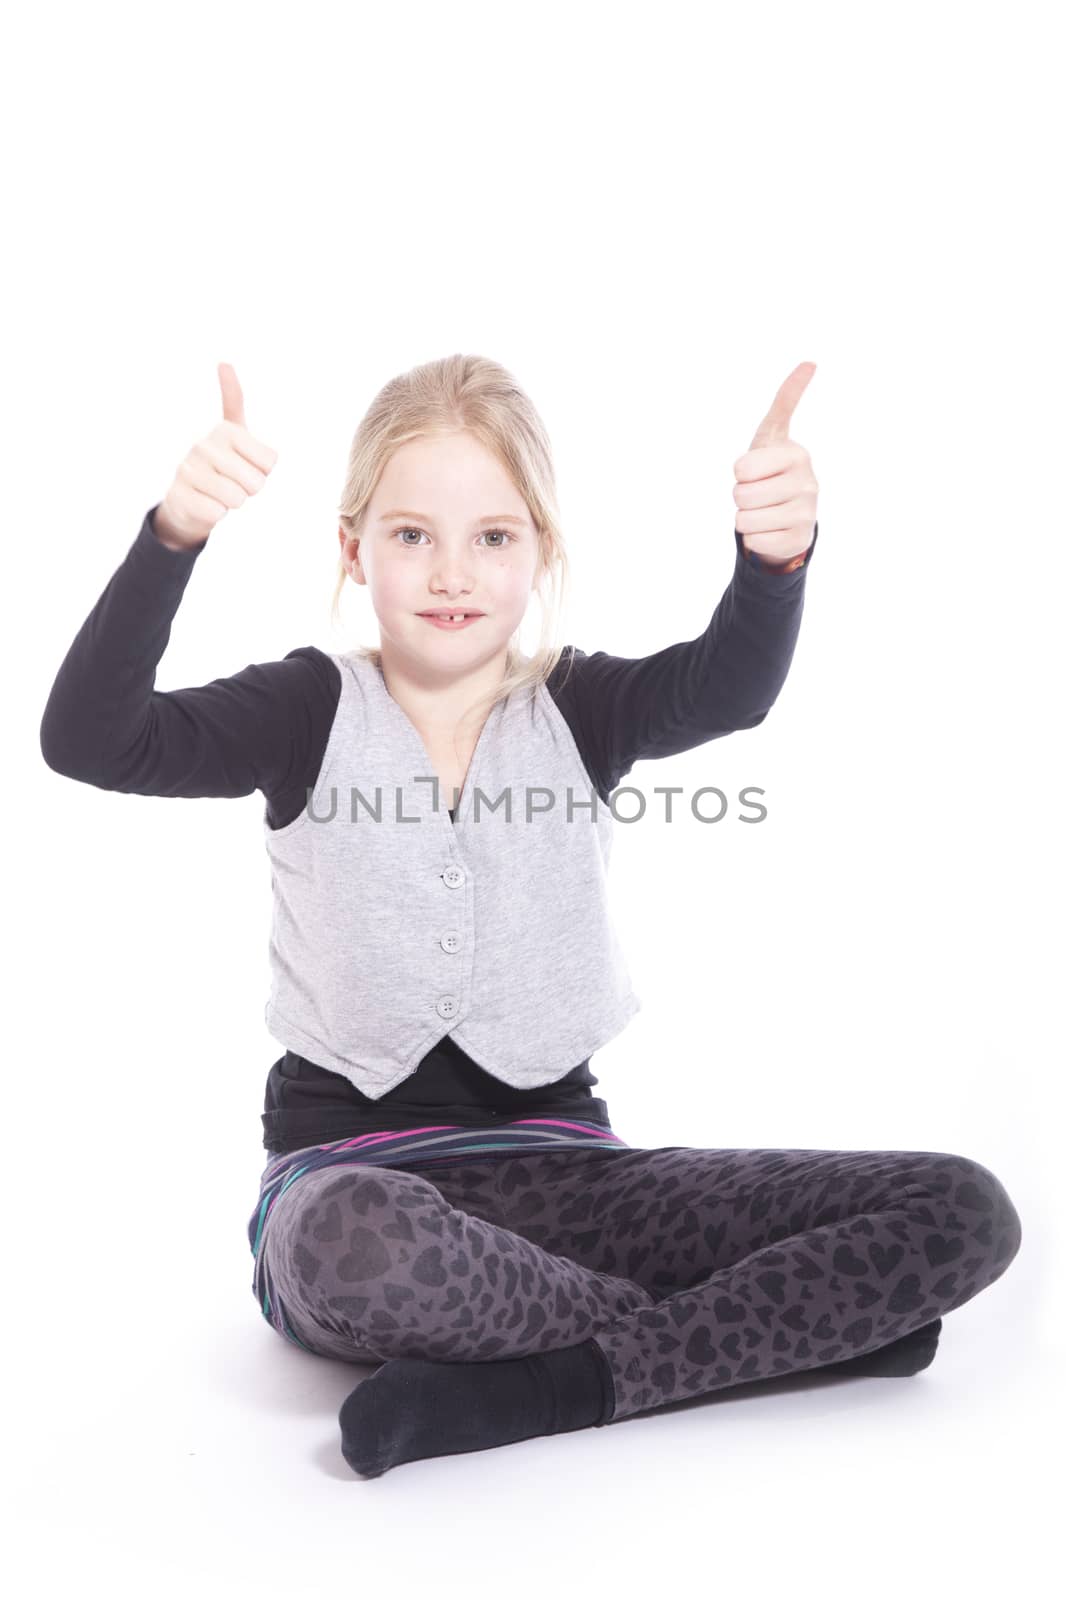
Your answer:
[338,524,362,578]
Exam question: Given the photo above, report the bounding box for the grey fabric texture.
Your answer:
[263,650,640,1097]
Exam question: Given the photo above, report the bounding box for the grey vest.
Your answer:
[262,649,641,1097]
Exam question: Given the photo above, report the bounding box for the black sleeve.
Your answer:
[39,503,341,826]
[549,522,818,801]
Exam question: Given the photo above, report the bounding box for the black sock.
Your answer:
[823,1318,942,1378]
[339,1337,613,1478]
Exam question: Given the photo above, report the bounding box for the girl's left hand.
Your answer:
[733,362,819,567]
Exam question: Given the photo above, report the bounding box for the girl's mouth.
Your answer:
[418,614,483,629]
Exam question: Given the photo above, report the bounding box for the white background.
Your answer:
[8,0,1061,1594]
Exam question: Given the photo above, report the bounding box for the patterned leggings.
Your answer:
[253,1143,1022,1420]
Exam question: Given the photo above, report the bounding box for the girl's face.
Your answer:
[339,431,540,680]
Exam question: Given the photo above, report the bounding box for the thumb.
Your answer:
[218,362,247,429]
[748,361,816,450]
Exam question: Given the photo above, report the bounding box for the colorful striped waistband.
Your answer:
[247,1115,632,1261]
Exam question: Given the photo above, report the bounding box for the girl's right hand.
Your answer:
[153,363,279,550]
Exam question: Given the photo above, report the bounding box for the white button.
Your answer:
[436,994,459,1018]
[442,864,466,888]
[440,932,461,953]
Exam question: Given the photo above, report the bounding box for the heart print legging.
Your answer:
[254,1142,1023,1420]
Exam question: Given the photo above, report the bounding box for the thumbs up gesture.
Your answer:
[733,362,819,571]
[153,363,280,551]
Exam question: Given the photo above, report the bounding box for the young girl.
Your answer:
[40,354,1022,1479]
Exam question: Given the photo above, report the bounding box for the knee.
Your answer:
[262,1166,451,1357]
[918,1151,1023,1279]
[270,1165,446,1289]
[972,1158,1023,1279]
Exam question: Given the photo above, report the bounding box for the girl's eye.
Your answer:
[393,526,512,549]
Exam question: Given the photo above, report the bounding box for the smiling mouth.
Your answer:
[417,611,484,621]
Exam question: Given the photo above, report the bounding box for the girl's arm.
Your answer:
[552,522,818,801]
[39,503,339,826]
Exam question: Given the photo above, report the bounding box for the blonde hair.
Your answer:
[331,353,575,744]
